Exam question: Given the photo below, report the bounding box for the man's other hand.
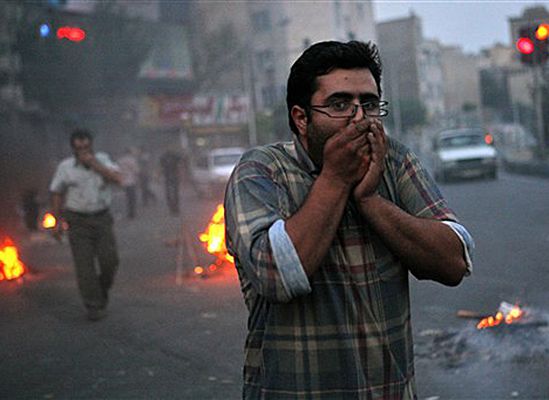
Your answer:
[321,121,372,189]
[353,119,387,201]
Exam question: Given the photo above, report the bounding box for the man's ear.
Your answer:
[291,105,308,137]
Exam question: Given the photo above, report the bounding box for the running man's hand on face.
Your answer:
[77,150,97,168]
[320,120,372,191]
[353,119,387,202]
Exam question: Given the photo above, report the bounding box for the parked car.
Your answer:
[432,128,498,182]
[191,147,245,197]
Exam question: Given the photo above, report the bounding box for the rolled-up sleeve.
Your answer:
[268,220,311,297]
[224,149,308,303]
[393,143,474,276]
[442,221,474,276]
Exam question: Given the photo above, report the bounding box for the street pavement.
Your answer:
[1,192,247,399]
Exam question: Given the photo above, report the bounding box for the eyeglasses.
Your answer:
[310,100,389,119]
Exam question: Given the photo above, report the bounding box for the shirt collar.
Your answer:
[72,155,89,168]
[292,136,320,176]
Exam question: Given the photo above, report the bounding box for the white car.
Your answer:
[432,128,498,182]
[191,147,245,197]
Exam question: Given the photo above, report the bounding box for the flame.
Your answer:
[42,212,57,229]
[194,266,204,275]
[198,204,234,271]
[0,237,27,281]
[477,303,524,329]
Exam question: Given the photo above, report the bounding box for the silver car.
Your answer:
[432,128,498,182]
[191,147,245,197]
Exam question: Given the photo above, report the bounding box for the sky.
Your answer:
[373,1,548,53]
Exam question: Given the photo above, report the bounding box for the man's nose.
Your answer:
[351,104,367,122]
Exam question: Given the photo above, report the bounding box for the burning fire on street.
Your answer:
[42,212,57,229]
[195,204,234,277]
[0,237,27,281]
[476,302,525,330]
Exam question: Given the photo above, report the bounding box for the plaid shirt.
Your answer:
[225,136,461,399]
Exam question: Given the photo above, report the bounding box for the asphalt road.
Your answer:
[1,172,548,400]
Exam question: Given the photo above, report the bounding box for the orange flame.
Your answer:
[198,204,234,267]
[194,266,204,275]
[477,303,524,329]
[0,237,27,281]
[42,212,57,229]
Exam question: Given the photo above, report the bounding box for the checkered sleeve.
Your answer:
[224,149,303,303]
[391,141,474,271]
[393,143,458,221]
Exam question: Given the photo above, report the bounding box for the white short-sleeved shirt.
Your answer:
[49,152,119,213]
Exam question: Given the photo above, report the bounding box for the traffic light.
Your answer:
[56,26,86,42]
[517,26,536,65]
[516,23,549,66]
[37,23,87,42]
[535,23,549,64]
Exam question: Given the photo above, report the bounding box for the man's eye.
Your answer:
[330,101,350,112]
[363,102,379,110]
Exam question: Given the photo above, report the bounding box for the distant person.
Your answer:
[224,41,474,398]
[49,129,122,321]
[137,146,157,207]
[160,149,182,215]
[118,147,140,219]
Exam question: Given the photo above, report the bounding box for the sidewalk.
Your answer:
[502,148,549,178]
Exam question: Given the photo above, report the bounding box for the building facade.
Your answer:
[190,1,377,113]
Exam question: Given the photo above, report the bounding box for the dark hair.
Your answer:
[286,40,383,135]
[70,129,93,147]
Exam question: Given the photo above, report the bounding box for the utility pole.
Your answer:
[533,64,546,156]
[243,50,258,147]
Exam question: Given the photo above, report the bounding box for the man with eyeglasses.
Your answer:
[224,41,474,399]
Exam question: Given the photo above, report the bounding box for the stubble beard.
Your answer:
[306,122,338,169]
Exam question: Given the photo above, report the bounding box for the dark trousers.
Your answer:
[125,185,137,219]
[64,210,119,310]
[165,178,180,215]
[139,175,156,206]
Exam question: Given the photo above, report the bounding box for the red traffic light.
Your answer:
[56,26,86,42]
[516,37,534,54]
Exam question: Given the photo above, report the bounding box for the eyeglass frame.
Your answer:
[309,100,390,119]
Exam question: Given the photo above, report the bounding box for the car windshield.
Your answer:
[212,154,242,166]
[439,134,485,149]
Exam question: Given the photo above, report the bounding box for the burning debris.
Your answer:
[476,302,525,329]
[0,237,27,281]
[41,212,57,229]
[193,204,233,278]
[169,203,234,282]
[416,303,549,370]
[198,204,233,265]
